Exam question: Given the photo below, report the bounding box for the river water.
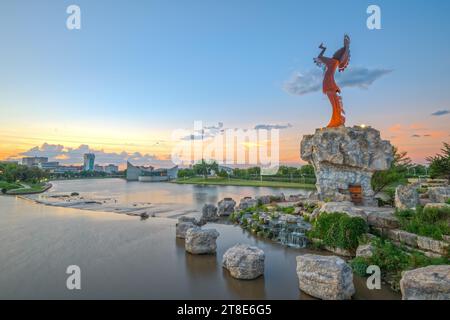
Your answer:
[0,179,399,299]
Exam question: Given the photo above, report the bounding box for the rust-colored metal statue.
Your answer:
[314,34,350,127]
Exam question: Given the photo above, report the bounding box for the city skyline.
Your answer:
[1,0,450,166]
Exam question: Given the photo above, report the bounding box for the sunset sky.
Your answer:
[1,0,449,168]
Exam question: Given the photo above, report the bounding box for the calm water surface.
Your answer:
[0,179,399,299]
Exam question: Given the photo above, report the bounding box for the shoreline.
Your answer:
[174,177,316,189]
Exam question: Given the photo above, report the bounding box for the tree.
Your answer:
[371,146,412,195]
[299,164,315,176]
[427,142,450,180]
[193,160,218,179]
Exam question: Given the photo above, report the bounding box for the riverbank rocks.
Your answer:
[256,195,271,205]
[417,236,449,255]
[301,126,393,206]
[222,244,265,280]
[238,197,258,210]
[428,187,450,203]
[366,210,399,230]
[318,201,367,220]
[400,265,450,300]
[296,254,355,300]
[176,217,197,239]
[424,203,450,211]
[200,204,218,224]
[185,227,220,254]
[395,183,420,210]
[356,243,374,258]
[217,198,236,216]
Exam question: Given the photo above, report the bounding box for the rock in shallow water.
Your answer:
[400,265,450,300]
[176,222,196,239]
[296,254,355,300]
[217,198,236,216]
[222,244,265,279]
[200,204,218,224]
[185,227,219,254]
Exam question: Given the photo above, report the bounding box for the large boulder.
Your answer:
[301,126,393,206]
[176,222,196,239]
[222,244,265,280]
[296,254,355,300]
[395,183,420,210]
[217,198,236,216]
[238,197,258,210]
[185,227,220,254]
[200,204,218,224]
[400,265,450,300]
[428,187,450,203]
[417,236,449,255]
[366,210,400,230]
[318,201,367,220]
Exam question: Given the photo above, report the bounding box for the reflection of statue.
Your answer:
[314,35,350,127]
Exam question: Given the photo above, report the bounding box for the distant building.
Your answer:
[54,165,82,174]
[38,161,60,172]
[218,165,234,175]
[83,153,95,171]
[104,164,119,174]
[94,164,104,172]
[126,161,178,182]
[22,157,48,167]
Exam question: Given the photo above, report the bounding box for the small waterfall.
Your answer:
[277,222,308,248]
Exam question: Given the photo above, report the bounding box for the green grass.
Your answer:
[174,177,316,189]
[0,181,23,192]
[396,206,450,240]
[350,238,449,291]
[5,182,49,195]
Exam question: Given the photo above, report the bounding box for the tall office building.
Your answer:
[83,153,95,171]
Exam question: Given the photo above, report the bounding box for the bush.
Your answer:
[352,238,449,291]
[308,212,368,250]
[280,206,295,214]
[446,198,450,205]
[350,257,369,277]
[396,206,450,240]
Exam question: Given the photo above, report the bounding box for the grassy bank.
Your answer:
[3,182,51,195]
[174,177,316,189]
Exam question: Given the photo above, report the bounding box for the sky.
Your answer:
[0,0,449,168]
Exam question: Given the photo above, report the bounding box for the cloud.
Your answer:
[254,123,292,130]
[19,143,173,167]
[284,66,392,96]
[431,110,450,116]
[411,134,421,138]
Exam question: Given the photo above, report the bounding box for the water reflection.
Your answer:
[0,180,401,300]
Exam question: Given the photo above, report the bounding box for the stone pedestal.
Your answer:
[301,126,393,206]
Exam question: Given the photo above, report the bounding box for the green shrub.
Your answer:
[446,198,450,205]
[355,238,449,291]
[396,206,450,240]
[308,212,368,250]
[279,206,295,214]
[350,257,369,277]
